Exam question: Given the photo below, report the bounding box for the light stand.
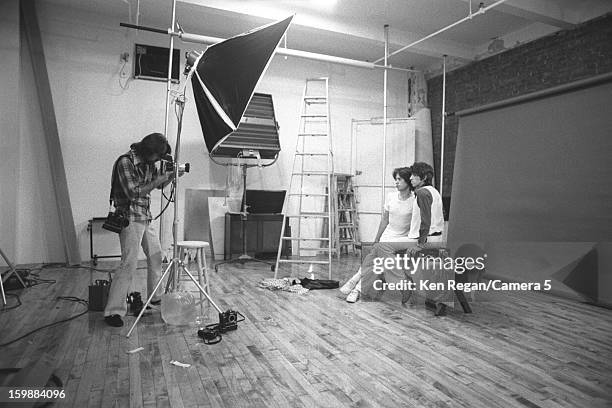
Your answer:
[122,4,291,337]
[214,160,274,272]
[0,246,26,306]
[127,62,225,338]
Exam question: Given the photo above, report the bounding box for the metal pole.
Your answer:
[159,0,178,247]
[171,97,183,278]
[119,22,419,73]
[128,70,214,338]
[440,55,447,198]
[373,0,509,63]
[381,24,389,212]
[164,0,177,142]
[176,29,417,73]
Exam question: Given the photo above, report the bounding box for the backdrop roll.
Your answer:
[413,107,433,166]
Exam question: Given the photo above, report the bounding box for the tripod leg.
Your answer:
[1,272,6,306]
[179,264,222,314]
[126,260,174,337]
[164,267,174,293]
[0,246,26,289]
[196,248,206,316]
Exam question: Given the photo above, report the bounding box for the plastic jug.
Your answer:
[160,292,197,325]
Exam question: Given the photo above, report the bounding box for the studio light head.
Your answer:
[184,50,201,76]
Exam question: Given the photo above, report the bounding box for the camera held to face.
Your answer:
[160,154,190,174]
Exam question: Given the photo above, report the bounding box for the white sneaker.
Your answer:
[346,289,360,303]
[339,274,361,295]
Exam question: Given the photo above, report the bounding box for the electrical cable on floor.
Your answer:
[30,262,148,274]
[0,296,88,348]
[0,293,22,312]
[0,260,146,318]
[37,263,114,273]
[23,276,57,287]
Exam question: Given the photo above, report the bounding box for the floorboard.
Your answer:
[0,257,610,408]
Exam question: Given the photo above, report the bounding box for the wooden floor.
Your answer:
[1,256,611,408]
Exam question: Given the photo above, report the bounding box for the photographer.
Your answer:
[104,132,175,327]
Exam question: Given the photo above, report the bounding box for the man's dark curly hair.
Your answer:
[131,132,171,158]
[392,167,415,191]
[410,162,434,186]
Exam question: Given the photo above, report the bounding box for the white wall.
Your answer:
[19,18,64,264]
[0,0,20,266]
[4,2,408,264]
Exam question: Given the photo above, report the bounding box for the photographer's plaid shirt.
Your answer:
[114,150,160,222]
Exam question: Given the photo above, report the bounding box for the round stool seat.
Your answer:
[176,241,210,249]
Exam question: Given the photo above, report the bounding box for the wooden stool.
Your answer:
[176,241,210,315]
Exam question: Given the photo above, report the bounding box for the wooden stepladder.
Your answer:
[334,174,359,256]
[274,78,334,279]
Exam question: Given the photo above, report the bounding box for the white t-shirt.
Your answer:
[379,191,415,242]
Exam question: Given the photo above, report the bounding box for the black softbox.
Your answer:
[191,16,293,154]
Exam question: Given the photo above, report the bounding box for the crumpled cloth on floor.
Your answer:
[258,278,309,295]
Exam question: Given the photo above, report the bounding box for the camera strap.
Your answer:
[198,325,222,345]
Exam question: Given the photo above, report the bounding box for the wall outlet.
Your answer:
[120,52,130,62]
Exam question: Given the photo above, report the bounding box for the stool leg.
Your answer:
[196,248,205,316]
[203,249,210,297]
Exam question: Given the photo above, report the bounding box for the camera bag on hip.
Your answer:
[102,210,129,233]
[102,154,131,233]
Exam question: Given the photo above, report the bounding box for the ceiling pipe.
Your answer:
[121,22,419,72]
[176,29,418,72]
[373,0,509,64]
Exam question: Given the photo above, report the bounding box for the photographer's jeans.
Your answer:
[104,220,163,317]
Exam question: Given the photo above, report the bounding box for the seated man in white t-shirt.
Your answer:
[340,167,415,302]
[340,162,445,303]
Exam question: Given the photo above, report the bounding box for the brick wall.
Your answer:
[427,13,612,202]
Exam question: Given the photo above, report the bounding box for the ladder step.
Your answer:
[338,208,356,212]
[295,152,328,156]
[278,259,330,265]
[282,237,330,241]
[286,214,330,218]
[304,96,327,104]
[288,193,329,197]
[298,133,328,137]
[339,224,355,228]
[293,172,330,176]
